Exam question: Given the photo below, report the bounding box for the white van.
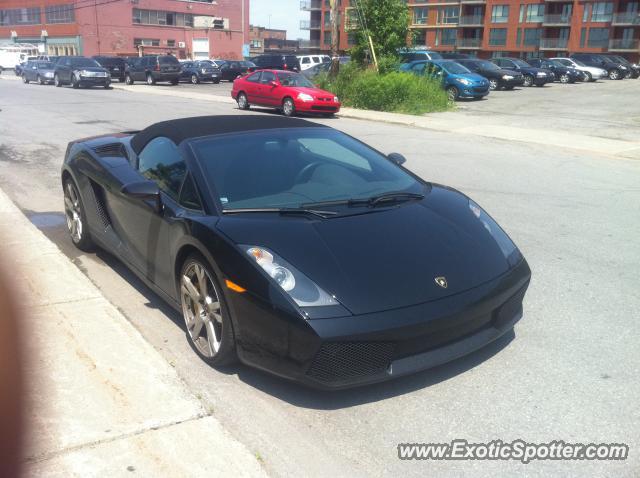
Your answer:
[0,43,39,71]
[297,54,331,71]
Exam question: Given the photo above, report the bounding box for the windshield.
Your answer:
[428,52,443,59]
[442,61,471,74]
[36,62,54,68]
[191,128,423,210]
[476,60,500,70]
[70,58,101,67]
[277,72,315,87]
[510,59,530,68]
[241,61,255,67]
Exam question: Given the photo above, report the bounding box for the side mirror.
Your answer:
[121,180,162,213]
[269,80,278,87]
[387,153,407,166]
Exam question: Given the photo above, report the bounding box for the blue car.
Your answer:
[401,59,490,101]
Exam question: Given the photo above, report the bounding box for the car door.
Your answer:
[58,57,72,82]
[25,61,36,81]
[258,71,278,106]
[180,62,193,80]
[243,72,262,103]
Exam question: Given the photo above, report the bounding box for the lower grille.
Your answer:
[306,342,395,384]
[311,105,338,111]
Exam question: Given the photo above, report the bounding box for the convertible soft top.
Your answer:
[130,115,323,154]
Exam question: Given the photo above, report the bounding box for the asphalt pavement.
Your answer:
[1,77,639,477]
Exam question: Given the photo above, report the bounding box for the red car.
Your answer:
[232,69,341,117]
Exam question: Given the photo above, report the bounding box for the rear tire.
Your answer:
[22,75,29,84]
[237,92,249,110]
[146,73,155,85]
[179,254,237,366]
[583,71,593,82]
[125,74,133,85]
[37,75,45,85]
[63,178,94,252]
[170,78,179,85]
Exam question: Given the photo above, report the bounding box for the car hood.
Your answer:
[217,186,514,315]
[289,86,336,98]
[71,66,108,73]
[453,73,488,83]
[37,68,55,74]
[489,68,522,78]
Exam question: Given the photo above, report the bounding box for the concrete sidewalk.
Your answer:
[0,188,267,477]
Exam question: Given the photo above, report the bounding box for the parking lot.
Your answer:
[1,76,639,477]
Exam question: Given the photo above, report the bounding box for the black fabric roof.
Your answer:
[130,115,324,154]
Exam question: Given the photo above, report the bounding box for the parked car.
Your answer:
[61,114,530,388]
[54,56,111,88]
[219,60,255,81]
[179,60,221,84]
[570,53,627,80]
[302,61,330,79]
[527,59,583,84]
[549,57,607,82]
[297,55,330,71]
[21,60,56,85]
[604,55,639,79]
[401,59,490,100]
[248,54,301,72]
[456,58,524,90]
[399,50,443,63]
[232,69,340,117]
[441,53,471,60]
[36,55,59,63]
[124,55,181,85]
[93,56,126,82]
[490,57,553,87]
[15,56,37,76]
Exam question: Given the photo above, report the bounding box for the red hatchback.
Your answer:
[232,69,341,117]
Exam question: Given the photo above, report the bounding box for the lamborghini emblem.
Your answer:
[434,277,448,289]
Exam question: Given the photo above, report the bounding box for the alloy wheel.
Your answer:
[181,262,224,358]
[560,74,569,84]
[125,74,133,85]
[446,86,458,101]
[237,93,249,110]
[38,75,45,85]
[523,75,533,87]
[64,181,83,244]
[489,79,498,90]
[191,74,199,84]
[283,98,295,116]
[609,70,619,80]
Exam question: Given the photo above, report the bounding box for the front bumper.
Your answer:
[294,99,341,114]
[458,85,490,98]
[533,75,551,85]
[499,77,524,87]
[78,75,110,86]
[231,258,531,389]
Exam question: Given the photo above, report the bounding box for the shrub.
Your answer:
[316,63,451,115]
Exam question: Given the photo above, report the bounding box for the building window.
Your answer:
[250,40,262,48]
[580,27,587,47]
[413,7,428,25]
[523,28,541,46]
[587,27,609,47]
[491,5,509,23]
[438,7,459,25]
[519,4,525,23]
[45,4,74,24]
[167,39,175,47]
[347,32,357,46]
[440,29,457,45]
[413,30,427,46]
[134,38,161,47]
[489,28,507,46]
[525,4,544,23]
[591,2,613,22]
[516,27,522,45]
[324,31,332,45]
[0,8,41,26]
[133,8,195,28]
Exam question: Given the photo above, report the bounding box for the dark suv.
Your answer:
[248,54,300,72]
[570,53,627,80]
[179,60,221,84]
[490,57,553,87]
[54,56,111,89]
[93,56,126,82]
[604,55,639,79]
[124,55,181,85]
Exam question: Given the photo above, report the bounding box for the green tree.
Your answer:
[349,0,412,65]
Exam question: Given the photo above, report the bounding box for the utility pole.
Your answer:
[329,0,340,77]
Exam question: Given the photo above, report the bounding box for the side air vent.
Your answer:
[88,180,112,229]
[93,143,128,159]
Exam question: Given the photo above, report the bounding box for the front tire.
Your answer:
[180,255,236,366]
[237,92,249,110]
[63,179,94,251]
[22,75,29,84]
[71,73,80,89]
[523,75,534,87]
[282,97,296,116]
[608,69,620,80]
[146,73,155,85]
[559,73,570,84]
[54,74,62,87]
[583,71,593,82]
[488,79,499,91]
[37,75,45,85]
[446,86,459,101]
[125,74,134,85]
[191,74,200,84]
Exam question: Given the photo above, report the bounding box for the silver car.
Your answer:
[550,57,607,82]
[21,60,56,85]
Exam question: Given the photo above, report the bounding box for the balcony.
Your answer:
[539,38,569,49]
[609,38,639,50]
[460,0,486,4]
[300,19,321,30]
[543,14,572,25]
[459,15,484,26]
[300,0,322,11]
[298,39,321,49]
[457,38,482,48]
[612,12,640,25]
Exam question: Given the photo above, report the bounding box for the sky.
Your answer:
[250,0,309,40]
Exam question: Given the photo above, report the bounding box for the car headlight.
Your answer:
[620,66,628,70]
[333,96,339,103]
[536,72,546,77]
[244,246,338,307]
[201,68,207,74]
[632,64,638,68]
[502,75,513,80]
[297,93,314,102]
[455,78,472,86]
[45,72,53,78]
[468,200,521,266]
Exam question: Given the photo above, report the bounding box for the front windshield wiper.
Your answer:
[302,191,425,209]
[222,207,338,219]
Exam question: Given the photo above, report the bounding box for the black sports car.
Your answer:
[61,116,531,389]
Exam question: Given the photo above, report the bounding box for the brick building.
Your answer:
[300,0,640,61]
[0,0,250,59]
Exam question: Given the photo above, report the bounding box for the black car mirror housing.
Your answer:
[121,180,162,213]
[388,153,407,166]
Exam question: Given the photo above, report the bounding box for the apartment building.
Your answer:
[249,25,300,55]
[300,0,640,61]
[0,0,250,59]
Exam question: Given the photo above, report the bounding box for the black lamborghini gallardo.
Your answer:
[61,116,531,389]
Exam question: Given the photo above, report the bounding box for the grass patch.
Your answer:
[316,63,452,115]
